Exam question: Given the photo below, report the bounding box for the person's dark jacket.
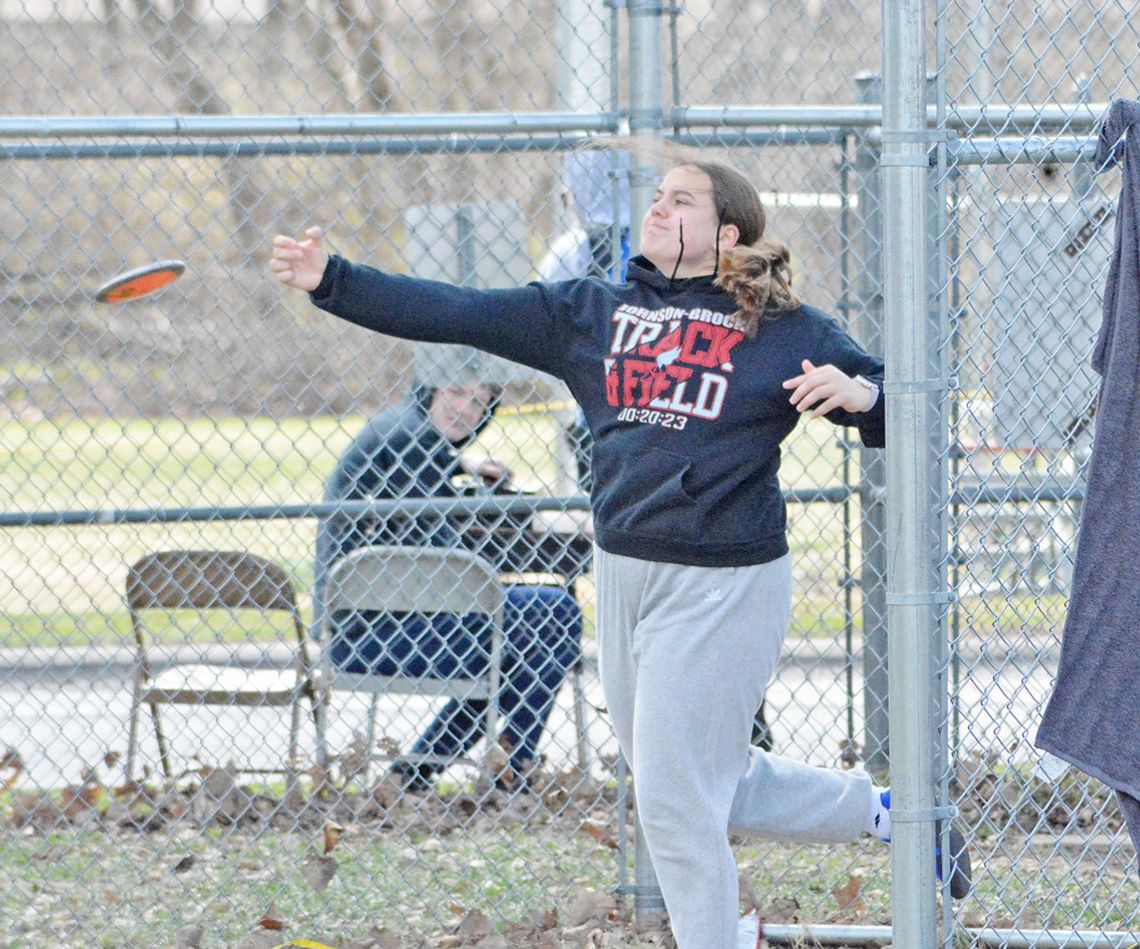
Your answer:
[314,384,494,614]
[312,253,884,568]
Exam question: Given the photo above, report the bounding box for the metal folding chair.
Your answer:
[124,549,315,782]
[316,544,505,780]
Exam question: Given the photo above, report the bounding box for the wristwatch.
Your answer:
[853,374,880,411]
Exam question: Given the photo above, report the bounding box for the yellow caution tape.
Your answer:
[496,399,577,416]
[270,941,338,949]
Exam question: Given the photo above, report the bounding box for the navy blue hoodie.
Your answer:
[312,253,884,568]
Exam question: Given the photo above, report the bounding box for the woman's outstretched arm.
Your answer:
[270,226,566,378]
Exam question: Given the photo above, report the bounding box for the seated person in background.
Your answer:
[315,381,584,791]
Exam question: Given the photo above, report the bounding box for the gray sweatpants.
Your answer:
[595,547,873,949]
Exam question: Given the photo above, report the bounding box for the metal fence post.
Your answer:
[626,0,667,929]
[1071,75,1094,202]
[853,71,890,776]
[627,0,664,225]
[882,0,940,945]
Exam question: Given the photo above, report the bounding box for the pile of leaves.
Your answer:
[197,887,675,949]
[3,742,866,948]
[2,735,622,839]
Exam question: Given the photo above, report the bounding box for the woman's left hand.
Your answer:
[782,359,877,416]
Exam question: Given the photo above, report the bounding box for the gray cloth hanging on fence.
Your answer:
[1035,99,1140,871]
[1119,791,1140,861]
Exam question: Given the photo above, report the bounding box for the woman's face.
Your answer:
[429,385,495,443]
[639,166,738,278]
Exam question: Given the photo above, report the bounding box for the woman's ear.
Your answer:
[718,223,741,251]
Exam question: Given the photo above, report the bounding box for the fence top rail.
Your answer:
[0,102,1110,141]
[0,111,620,140]
[946,136,1097,165]
[674,104,886,128]
[0,135,596,161]
[0,129,848,162]
[674,102,1108,134]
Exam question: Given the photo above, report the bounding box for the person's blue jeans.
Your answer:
[328,585,583,777]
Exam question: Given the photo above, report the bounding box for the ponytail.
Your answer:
[714,241,801,339]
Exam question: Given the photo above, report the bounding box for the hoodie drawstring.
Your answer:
[668,218,685,289]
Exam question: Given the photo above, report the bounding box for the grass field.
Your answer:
[0,408,1077,651]
[2,817,620,947]
[3,412,1137,946]
[5,816,1134,946]
[1,409,863,648]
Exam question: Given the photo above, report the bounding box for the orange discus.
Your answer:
[94,260,186,303]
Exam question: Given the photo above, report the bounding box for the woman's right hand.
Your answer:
[270,226,330,292]
[459,453,514,489]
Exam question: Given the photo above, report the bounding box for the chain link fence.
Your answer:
[1,0,1138,946]
[937,3,1140,945]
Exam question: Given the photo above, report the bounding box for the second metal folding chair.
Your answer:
[317,545,506,781]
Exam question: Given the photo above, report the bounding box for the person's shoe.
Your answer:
[936,821,973,900]
[879,789,973,899]
[495,771,534,795]
[388,760,434,794]
[737,912,761,949]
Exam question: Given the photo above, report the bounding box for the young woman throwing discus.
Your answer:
[271,156,970,949]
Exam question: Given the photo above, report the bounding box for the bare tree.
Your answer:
[131,0,267,256]
[327,0,396,110]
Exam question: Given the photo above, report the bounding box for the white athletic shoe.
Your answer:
[737,911,762,949]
